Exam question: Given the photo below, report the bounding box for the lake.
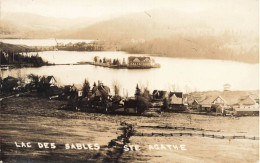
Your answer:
[0,39,259,96]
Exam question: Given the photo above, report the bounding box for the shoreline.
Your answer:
[0,40,259,64]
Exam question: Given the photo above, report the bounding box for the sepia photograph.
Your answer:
[0,0,259,162]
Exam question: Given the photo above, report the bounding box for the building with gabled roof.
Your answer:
[188,90,259,115]
[233,95,259,110]
[191,99,200,110]
[212,96,227,106]
[233,96,259,116]
[169,94,183,105]
[199,96,218,111]
[168,92,185,111]
[127,56,152,68]
[40,75,57,86]
[240,96,257,105]
[91,81,110,100]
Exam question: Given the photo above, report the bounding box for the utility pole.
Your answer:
[0,0,3,38]
[13,51,14,63]
[0,49,2,66]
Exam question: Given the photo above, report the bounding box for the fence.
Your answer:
[133,132,259,140]
[53,116,258,141]
[139,125,221,132]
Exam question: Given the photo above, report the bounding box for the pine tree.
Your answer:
[82,79,90,97]
[135,84,141,97]
[113,59,116,65]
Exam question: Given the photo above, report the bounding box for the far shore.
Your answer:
[0,40,259,64]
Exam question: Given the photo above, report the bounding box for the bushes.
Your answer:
[135,96,150,114]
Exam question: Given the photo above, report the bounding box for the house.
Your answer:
[40,76,57,87]
[199,96,216,112]
[168,92,185,111]
[216,105,225,115]
[37,76,58,96]
[191,99,200,110]
[128,56,152,68]
[152,90,167,101]
[169,92,183,103]
[64,85,76,93]
[91,81,110,100]
[233,96,259,116]
[151,90,167,108]
[62,84,78,99]
[211,95,229,113]
[237,96,259,109]
[191,96,219,112]
[46,76,56,86]
[212,96,226,106]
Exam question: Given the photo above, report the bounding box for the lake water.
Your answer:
[0,39,259,96]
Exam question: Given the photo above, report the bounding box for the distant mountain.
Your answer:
[64,9,209,40]
[62,8,258,63]
[1,8,257,41]
[64,8,258,41]
[0,12,103,38]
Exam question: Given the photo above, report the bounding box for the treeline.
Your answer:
[120,34,259,63]
[0,42,47,67]
[57,41,104,51]
[0,52,47,67]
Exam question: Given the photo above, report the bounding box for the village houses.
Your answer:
[191,93,259,116]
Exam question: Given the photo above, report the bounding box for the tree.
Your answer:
[112,59,116,65]
[27,74,39,88]
[103,57,106,63]
[94,56,98,62]
[115,59,120,65]
[162,98,169,111]
[142,87,151,101]
[135,84,141,97]
[112,80,121,96]
[136,96,150,115]
[82,79,90,97]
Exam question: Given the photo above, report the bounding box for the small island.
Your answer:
[78,56,161,69]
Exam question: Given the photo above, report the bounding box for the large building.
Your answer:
[127,56,152,68]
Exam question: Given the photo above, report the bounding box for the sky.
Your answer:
[1,0,258,18]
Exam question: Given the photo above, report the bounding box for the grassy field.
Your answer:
[0,95,259,162]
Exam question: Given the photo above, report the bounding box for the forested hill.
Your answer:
[120,34,259,64]
[63,8,258,63]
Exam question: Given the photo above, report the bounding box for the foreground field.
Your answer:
[0,96,259,162]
